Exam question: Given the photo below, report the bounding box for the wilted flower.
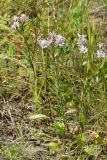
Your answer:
[37,39,51,48]
[77,34,87,45]
[11,21,20,30]
[79,45,88,54]
[20,14,29,22]
[96,50,106,58]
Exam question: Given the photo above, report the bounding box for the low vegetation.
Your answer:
[0,0,107,159]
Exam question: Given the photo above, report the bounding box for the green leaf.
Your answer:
[0,24,10,31]
[85,145,100,156]
[8,45,14,57]
[79,112,85,128]
[54,48,61,57]
[48,142,61,154]
[51,121,65,137]
[76,133,86,147]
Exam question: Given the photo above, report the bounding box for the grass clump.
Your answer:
[0,0,107,159]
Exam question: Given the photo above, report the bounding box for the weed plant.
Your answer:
[0,0,107,159]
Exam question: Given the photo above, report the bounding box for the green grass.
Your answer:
[0,0,107,159]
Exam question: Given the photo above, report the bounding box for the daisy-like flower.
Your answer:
[77,34,87,46]
[96,50,106,58]
[20,14,29,22]
[79,45,88,54]
[37,39,51,48]
[11,21,20,30]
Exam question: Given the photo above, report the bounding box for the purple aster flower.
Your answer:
[58,41,65,46]
[48,32,65,46]
[79,45,88,54]
[11,24,17,30]
[54,34,65,46]
[37,39,51,48]
[20,14,29,22]
[77,34,87,45]
[79,45,88,53]
[11,21,20,30]
[96,50,106,58]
